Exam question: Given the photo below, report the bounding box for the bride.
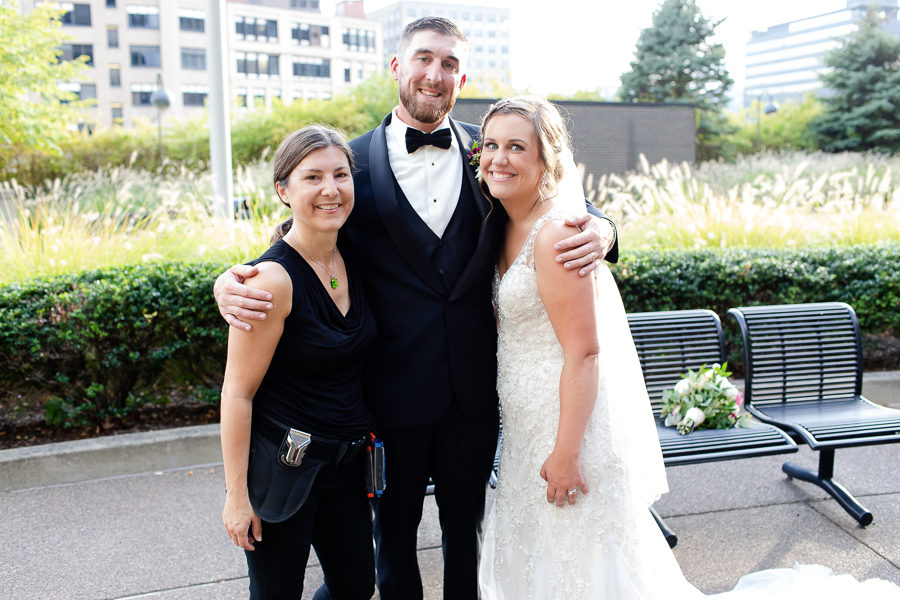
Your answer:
[475,96,900,600]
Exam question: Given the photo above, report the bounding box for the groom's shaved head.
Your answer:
[398,16,468,58]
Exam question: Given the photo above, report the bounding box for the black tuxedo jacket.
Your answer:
[341,113,617,430]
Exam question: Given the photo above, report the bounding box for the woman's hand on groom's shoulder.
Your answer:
[214,264,274,331]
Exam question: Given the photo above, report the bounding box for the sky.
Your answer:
[327,0,849,103]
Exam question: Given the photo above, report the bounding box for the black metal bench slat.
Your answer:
[729,301,900,526]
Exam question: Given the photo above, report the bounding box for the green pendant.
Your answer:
[330,277,339,289]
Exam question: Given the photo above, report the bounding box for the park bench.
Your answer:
[627,309,798,547]
[728,302,900,527]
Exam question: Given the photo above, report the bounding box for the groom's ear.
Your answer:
[390,55,400,81]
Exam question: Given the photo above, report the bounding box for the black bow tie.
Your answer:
[405,127,452,153]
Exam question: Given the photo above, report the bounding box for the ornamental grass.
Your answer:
[589,151,900,250]
[1,151,899,284]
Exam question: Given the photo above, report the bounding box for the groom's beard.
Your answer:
[399,87,455,126]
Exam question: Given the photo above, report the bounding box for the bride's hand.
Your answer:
[540,451,589,507]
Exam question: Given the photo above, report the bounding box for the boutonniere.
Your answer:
[467,141,481,180]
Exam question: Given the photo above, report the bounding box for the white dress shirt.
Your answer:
[386,108,464,238]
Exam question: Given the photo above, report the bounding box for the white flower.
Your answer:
[677,407,707,435]
[674,379,691,395]
[725,386,739,400]
[684,406,706,426]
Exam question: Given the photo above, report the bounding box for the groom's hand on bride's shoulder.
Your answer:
[214,265,274,331]
[554,213,616,277]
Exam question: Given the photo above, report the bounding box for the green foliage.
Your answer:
[723,94,823,158]
[813,8,900,153]
[617,0,734,160]
[0,262,228,427]
[2,72,398,186]
[0,1,91,170]
[613,243,900,369]
[613,243,900,337]
[2,246,896,427]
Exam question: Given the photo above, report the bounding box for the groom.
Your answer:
[215,16,618,599]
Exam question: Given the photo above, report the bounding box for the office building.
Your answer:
[369,1,511,88]
[744,0,900,106]
[25,0,382,128]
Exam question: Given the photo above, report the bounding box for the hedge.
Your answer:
[1,244,897,427]
[0,262,228,426]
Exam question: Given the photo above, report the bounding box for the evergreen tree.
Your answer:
[813,7,900,153]
[618,0,734,161]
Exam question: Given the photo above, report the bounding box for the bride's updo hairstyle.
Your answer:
[270,124,355,244]
[479,96,573,198]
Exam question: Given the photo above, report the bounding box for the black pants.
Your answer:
[373,402,500,600]
[245,455,375,600]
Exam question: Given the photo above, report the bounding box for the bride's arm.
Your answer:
[534,220,600,507]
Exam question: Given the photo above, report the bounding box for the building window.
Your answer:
[293,58,330,78]
[107,25,119,48]
[109,64,121,87]
[290,0,319,9]
[106,0,116,7]
[127,6,160,29]
[179,15,205,32]
[130,45,160,67]
[61,3,92,26]
[235,17,278,42]
[79,83,97,100]
[344,67,350,83]
[292,23,330,48]
[342,28,376,53]
[181,48,206,70]
[183,91,207,106]
[111,103,123,125]
[236,53,279,77]
[253,89,266,108]
[60,43,94,66]
[131,86,153,105]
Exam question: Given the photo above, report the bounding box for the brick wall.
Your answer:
[450,99,696,180]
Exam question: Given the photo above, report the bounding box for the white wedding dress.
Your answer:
[478,209,900,600]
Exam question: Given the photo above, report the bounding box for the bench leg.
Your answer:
[782,449,874,527]
[649,506,678,548]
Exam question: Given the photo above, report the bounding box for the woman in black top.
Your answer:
[220,125,377,600]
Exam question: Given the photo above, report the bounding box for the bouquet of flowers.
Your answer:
[660,363,750,435]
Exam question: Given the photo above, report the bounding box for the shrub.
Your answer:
[1,245,897,428]
[613,243,900,369]
[0,262,228,426]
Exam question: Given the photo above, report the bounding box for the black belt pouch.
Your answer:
[247,428,326,523]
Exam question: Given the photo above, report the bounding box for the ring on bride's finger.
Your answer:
[567,488,577,495]
[590,252,597,262]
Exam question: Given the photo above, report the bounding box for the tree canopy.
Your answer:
[0,2,89,164]
[618,0,734,160]
[813,7,900,153]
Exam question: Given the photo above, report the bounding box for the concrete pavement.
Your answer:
[2,372,898,599]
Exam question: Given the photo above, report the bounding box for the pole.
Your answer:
[157,112,163,167]
[207,0,233,221]
[755,99,761,153]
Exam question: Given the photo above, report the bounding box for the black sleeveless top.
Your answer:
[248,239,377,439]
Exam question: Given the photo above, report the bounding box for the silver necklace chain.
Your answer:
[291,230,339,289]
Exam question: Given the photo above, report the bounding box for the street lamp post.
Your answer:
[150,72,171,168]
[755,92,778,153]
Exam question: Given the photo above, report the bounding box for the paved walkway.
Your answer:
[2,372,898,599]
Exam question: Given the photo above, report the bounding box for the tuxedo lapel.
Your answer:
[450,120,497,302]
[368,115,446,295]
